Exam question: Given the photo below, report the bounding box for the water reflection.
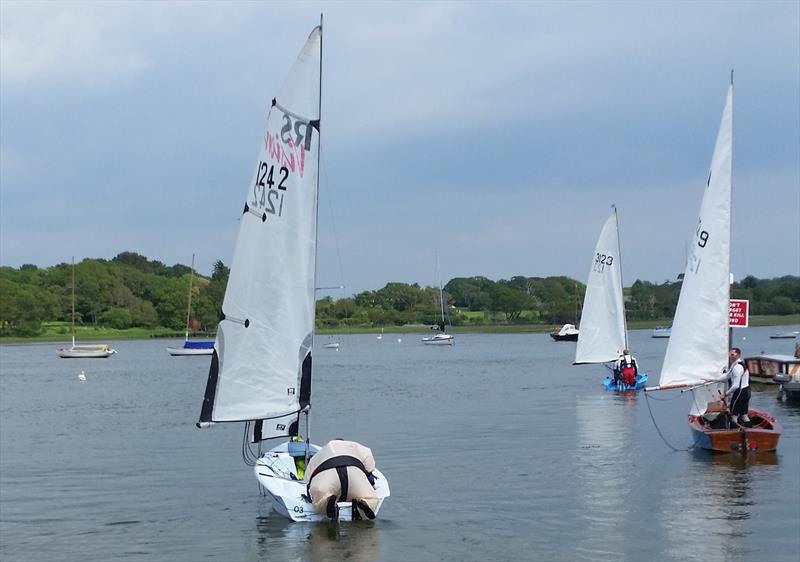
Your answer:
[255,504,380,562]
[573,393,635,560]
[659,448,778,561]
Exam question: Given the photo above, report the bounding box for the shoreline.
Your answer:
[2,315,798,344]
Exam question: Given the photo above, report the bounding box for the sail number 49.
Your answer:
[252,162,288,217]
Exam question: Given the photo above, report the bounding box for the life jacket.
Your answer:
[620,356,637,386]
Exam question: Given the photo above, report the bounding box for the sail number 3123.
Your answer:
[593,253,614,273]
[252,162,288,217]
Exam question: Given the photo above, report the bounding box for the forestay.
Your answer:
[198,27,321,437]
[658,82,733,415]
[574,209,627,364]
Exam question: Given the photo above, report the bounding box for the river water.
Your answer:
[2,326,799,561]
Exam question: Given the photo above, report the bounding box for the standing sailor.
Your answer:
[724,347,751,427]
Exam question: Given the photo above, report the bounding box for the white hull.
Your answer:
[422,334,454,345]
[56,346,116,359]
[166,347,214,356]
[322,343,340,349]
[254,442,390,522]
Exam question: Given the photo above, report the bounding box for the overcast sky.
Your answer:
[1,1,798,295]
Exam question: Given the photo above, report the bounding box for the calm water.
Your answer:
[2,326,799,562]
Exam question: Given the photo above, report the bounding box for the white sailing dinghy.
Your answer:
[645,75,780,453]
[196,20,389,520]
[574,207,647,390]
[422,253,454,345]
[57,258,117,359]
[167,254,214,356]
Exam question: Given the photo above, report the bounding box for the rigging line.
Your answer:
[319,147,348,303]
[643,390,685,452]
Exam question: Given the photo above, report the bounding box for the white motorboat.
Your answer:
[652,326,671,338]
[422,332,454,345]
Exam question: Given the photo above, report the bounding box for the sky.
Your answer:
[1,1,798,296]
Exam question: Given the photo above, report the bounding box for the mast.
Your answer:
[305,13,324,444]
[71,257,75,348]
[184,254,196,343]
[728,70,734,352]
[613,205,629,351]
[436,252,445,324]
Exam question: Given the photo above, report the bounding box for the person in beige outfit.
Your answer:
[305,439,379,520]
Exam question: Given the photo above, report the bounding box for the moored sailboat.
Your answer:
[574,207,647,390]
[196,20,389,520]
[56,258,117,359]
[422,253,454,345]
[167,254,214,356]
[645,75,781,453]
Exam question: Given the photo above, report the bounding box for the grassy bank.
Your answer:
[3,315,798,343]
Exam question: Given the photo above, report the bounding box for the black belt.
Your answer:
[306,455,370,501]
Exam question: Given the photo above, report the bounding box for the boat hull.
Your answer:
[687,408,782,453]
[602,373,648,391]
[422,335,454,345]
[550,333,578,341]
[778,381,800,402]
[56,346,116,359]
[166,347,214,356]
[254,442,389,522]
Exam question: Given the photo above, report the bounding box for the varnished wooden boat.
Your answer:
[687,408,782,453]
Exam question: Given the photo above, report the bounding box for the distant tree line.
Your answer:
[0,252,229,337]
[0,252,797,336]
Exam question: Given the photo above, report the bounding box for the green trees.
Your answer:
[0,254,797,337]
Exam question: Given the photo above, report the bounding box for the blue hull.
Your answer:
[602,373,648,391]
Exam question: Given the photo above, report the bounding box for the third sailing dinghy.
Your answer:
[645,75,781,453]
[196,20,389,520]
[574,207,647,390]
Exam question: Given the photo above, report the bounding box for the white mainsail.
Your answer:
[574,208,627,364]
[199,27,322,436]
[658,81,733,415]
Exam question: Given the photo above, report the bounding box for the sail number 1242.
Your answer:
[252,162,288,217]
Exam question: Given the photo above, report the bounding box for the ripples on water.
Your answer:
[1,327,799,561]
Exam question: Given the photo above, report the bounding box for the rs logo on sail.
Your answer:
[252,111,317,220]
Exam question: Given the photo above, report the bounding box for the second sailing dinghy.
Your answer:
[645,75,781,453]
[574,207,647,390]
[197,21,389,520]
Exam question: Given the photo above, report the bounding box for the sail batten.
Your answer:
[658,83,733,414]
[574,210,627,364]
[198,27,322,434]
